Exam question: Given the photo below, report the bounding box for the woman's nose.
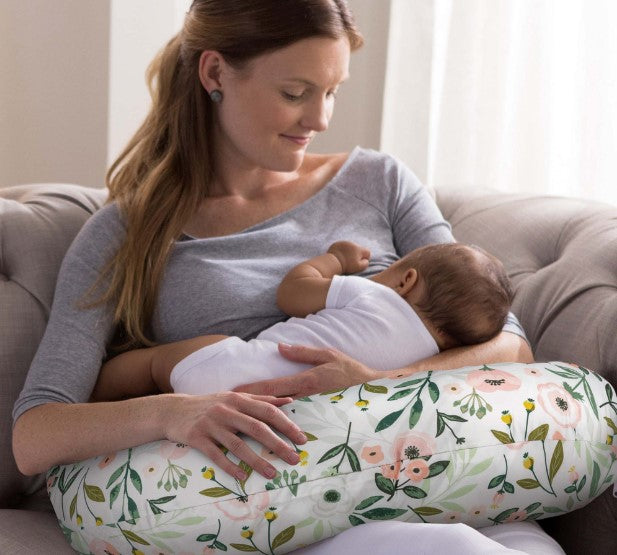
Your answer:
[301,97,331,132]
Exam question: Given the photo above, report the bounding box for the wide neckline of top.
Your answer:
[179,146,363,241]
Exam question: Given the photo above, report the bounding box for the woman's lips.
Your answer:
[280,134,312,145]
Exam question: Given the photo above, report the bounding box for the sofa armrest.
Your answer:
[0,183,107,508]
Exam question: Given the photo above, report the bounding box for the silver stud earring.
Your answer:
[209,89,223,103]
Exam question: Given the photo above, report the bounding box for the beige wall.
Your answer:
[310,0,391,154]
[0,0,388,188]
[0,0,110,188]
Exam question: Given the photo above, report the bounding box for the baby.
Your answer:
[92,241,513,400]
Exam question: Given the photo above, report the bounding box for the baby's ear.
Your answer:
[397,268,418,296]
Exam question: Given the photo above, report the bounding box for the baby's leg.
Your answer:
[151,335,229,392]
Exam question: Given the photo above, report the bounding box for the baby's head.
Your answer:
[397,243,513,349]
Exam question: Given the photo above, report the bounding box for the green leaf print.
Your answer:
[491,430,514,444]
[364,383,388,394]
[272,526,295,550]
[84,484,105,503]
[412,506,443,517]
[402,485,427,499]
[120,529,150,546]
[229,543,258,551]
[360,507,408,520]
[349,515,365,526]
[199,486,234,498]
[69,494,77,519]
[428,381,440,403]
[409,398,423,428]
[355,496,384,511]
[147,495,176,515]
[527,424,549,441]
[516,478,540,489]
[106,463,127,489]
[129,468,143,494]
[388,389,414,401]
[589,461,601,498]
[375,474,396,495]
[346,447,361,472]
[605,417,617,434]
[375,409,405,432]
[427,460,450,478]
[549,441,564,482]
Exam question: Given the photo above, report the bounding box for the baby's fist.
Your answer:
[327,241,371,274]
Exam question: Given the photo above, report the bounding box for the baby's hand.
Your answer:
[327,241,371,274]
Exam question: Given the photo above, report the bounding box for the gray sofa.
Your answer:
[1,183,615,554]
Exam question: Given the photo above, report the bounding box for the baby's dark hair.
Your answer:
[400,243,513,347]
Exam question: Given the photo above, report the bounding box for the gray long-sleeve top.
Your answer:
[13,147,524,422]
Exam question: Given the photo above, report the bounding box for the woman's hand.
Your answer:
[165,392,308,481]
[233,344,379,398]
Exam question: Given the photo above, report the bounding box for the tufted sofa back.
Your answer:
[436,187,617,388]
[0,184,107,508]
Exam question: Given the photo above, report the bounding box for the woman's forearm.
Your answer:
[12,395,177,475]
[384,331,534,379]
[13,390,307,481]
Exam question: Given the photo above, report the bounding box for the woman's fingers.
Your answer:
[277,343,338,365]
[179,392,307,479]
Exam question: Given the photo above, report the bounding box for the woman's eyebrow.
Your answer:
[282,75,349,87]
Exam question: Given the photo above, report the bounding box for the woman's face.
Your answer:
[212,36,351,174]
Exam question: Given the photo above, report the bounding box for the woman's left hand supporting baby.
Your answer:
[233,344,379,398]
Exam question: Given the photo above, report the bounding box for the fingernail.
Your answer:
[296,432,307,443]
[264,466,277,478]
[235,470,247,481]
[279,342,291,349]
[287,452,300,464]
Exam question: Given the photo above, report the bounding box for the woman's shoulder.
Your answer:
[65,201,127,264]
[329,146,424,198]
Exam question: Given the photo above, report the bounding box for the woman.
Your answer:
[13,1,548,552]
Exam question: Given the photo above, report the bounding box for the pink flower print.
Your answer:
[88,539,121,555]
[552,430,566,441]
[142,460,159,478]
[97,453,116,469]
[443,382,464,395]
[443,511,462,523]
[381,461,401,480]
[568,466,579,483]
[610,444,617,458]
[158,441,190,460]
[491,492,504,509]
[537,383,582,428]
[468,505,486,519]
[505,509,527,523]
[361,444,385,464]
[403,458,430,482]
[215,491,270,521]
[393,431,435,461]
[466,367,521,393]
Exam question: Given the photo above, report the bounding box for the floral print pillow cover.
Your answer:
[48,362,617,554]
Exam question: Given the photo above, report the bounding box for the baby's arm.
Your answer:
[276,241,370,317]
[91,334,229,401]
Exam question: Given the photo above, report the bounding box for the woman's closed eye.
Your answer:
[281,88,339,103]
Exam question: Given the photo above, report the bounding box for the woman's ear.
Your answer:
[396,268,418,297]
[198,50,225,94]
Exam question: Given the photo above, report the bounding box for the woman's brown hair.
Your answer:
[97,0,363,349]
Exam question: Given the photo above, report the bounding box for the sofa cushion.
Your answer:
[0,184,107,508]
